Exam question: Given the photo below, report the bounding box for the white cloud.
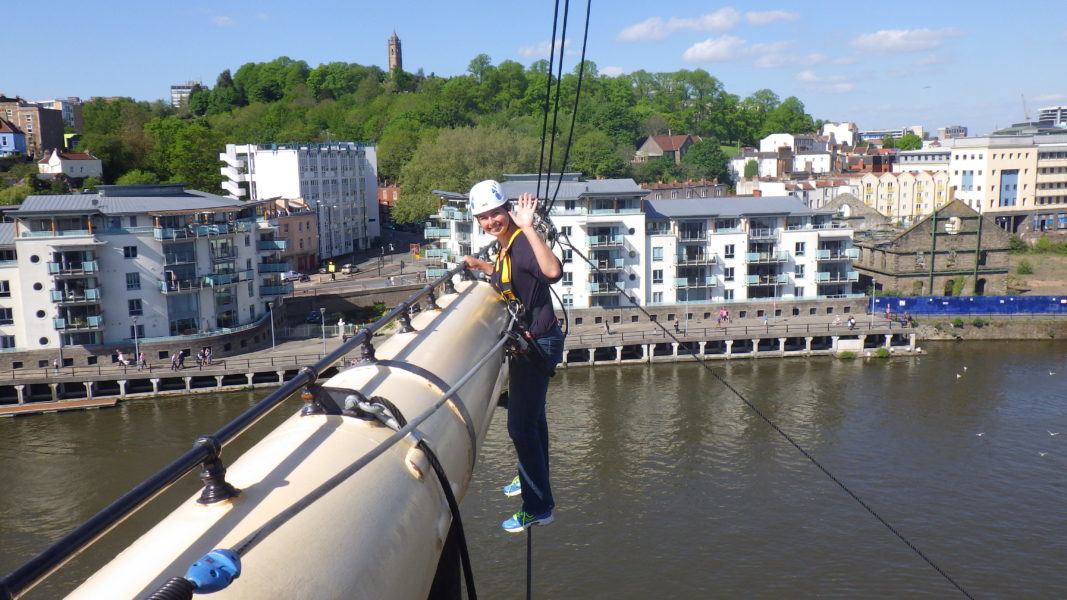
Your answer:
[795,70,855,94]
[601,66,626,77]
[682,36,746,63]
[518,39,570,58]
[211,15,234,27]
[745,10,799,26]
[618,8,740,42]
[850,28,960,53]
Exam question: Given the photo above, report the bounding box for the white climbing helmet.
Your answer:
[468,179,509,216]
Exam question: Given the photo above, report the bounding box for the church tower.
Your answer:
[388,32,402,72]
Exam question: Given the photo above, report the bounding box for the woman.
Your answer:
[462,180,564,533]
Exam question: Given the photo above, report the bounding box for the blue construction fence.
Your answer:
[871,295,1067,316]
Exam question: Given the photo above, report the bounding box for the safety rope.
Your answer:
[526,527,533,600]
[542,0,571,205]
[534,0,562,200]
[556,232,977,600]
[546,0,592,215]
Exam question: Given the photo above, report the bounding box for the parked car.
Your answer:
[341,263,359,275]
[306,310,323,324]
[281,270,309,282]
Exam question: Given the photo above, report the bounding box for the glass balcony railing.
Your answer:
[588,282,620,294]
[815,248,860,260]
[257,262,290,273]
[748,228,777,239]
[22,229,92,238]
[154,222,244,241]
[815,271,859,283]
[425,227,451,239]
[424,248,453,260]
[674,276,716,288]
[256,240,288,251]
[678,231,707,242]
[676,253,716,265]
[159,279,204,294]
[588,234,624,247]
[50,288,101,303]
[745,251,789,263]
[745,274,788,286]
[47,260,98,275]
[260,283,294,296]
[594,258,625,270]
[426,268,450,278]
[203,270,254,286]
[53,315,103,330]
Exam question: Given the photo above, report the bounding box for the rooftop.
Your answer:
[645,195,833,219]
[8,184,244,216]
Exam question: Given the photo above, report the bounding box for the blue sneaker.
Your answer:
[502,510,554,533]
[502,476,521,498]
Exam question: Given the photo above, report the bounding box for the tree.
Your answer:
[682,138,730,183]
[168,123,223,192]
[895,132,922,151]
[116,169,160,185]
[570,131,629,178]
[632,156,679,184]
[743,159,758,178]
[394,126,539,223]
[759,96,816,138]
[0,184,32,205]
[467,54,493,82]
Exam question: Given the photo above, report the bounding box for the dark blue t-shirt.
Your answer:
[493,232,562,338]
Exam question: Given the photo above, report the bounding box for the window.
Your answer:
[0,308,12,325]
[129,216,138,227]
[0,281,9,298]
[248,282,254,296]
[562,295,573,307]
[652,247,663,262]
[562,249,572,264]
[652,269,663,284]
[723,267,734,281]
[562,272,573,286]
[724,289,734,300]
[0,336,15,349]
[724,244,735,259]
[795,242,805,256]
[795,265,805,278]
[130,324,145,339]
[795,287,805,297]
[560,226,572,236]
[245,235,251,246]
[128,299,143,316]
[652,292,663,303]
[126,272,141,290]
[123,245,137,258]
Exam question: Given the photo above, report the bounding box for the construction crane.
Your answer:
[1021,94,1031,121]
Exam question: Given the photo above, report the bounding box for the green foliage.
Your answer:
[837,351,857,360]
[681,138,730,183]
[394,126,539,223]
[951,277,967,296]
[971,318,988,328]
[874,347,891,359]
[952,317,965,328]
[116,169,160,185]
[0,183,32,205]
[1009,235,1028,252]
[570,131,629,179]
[1017,260,1034,275]
[81,176,101,191]
[895,133,922,151]
[743,159,758,178]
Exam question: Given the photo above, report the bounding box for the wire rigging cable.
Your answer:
[542,0,571,204]
[546,0,592,215]
[556,232,977,600]
[535,0,563,200]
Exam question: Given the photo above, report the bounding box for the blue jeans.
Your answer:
[507,324,564,516]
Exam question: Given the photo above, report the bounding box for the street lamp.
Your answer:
[268,301,276,351]
[320,307,326,355]
[132,315,139,360]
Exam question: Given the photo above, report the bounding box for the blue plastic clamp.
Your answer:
[185,549,241,594]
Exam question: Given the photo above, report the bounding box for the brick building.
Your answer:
[0,96,65,158]
[852,200,1010,296]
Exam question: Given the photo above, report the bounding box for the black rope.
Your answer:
[556,233,976,600]
[372,398,478,600]
[535,0,562,200]
[526,527,533,600]
[542,0,571,202]
[546,0,592,215]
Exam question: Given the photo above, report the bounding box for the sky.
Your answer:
[7,0,1067,136]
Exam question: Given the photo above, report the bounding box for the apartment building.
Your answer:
[0,184,291,352]
[31,97,83,131]
[1038,106,1067,126]
[427,175,857,307]
[220,143,380,261]
[170,81,199,108]
[0,96,64,158]
[853,171,953,225]
[893,149,950,173]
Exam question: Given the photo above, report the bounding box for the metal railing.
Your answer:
[50,288,101,303]
[745,251,789,263]
[0,262,470,599]
[47,261,97,275]
[563,318,907,348]
[256,240,287,251]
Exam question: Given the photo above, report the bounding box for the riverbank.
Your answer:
[915,315,1067,340]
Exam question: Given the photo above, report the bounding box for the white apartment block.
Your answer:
[852,171,953,225]
[170,81,198,108]
[0,184,290,351]
[821,122,857,147]
[426,175,857,308]
[220,143,380,261]
[1038,106,1067,126]
[937,125,967,140]
[892,149,950,173]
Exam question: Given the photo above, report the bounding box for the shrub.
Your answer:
[952,317,965,328]
[1017,260,1034,275]
[951,278,967,296]
[971,318,988,328]
[874,347,891,359]
[1008,235,1028,253]
[837,351,857,360]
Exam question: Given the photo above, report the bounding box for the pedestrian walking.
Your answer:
[53,358,59,373]
[170,352,180,371]
[603,321,611,335]
[137,352,147,371]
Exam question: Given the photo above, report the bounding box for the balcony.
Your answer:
[260,283,294,296]
[154,222,243,241]
[674,276,717,289]
[424,248,454,261]
[164,253,197,266]
[815,248,860,261]
[588,282,621,295]
[437,208,471,222]
[47,260,98,275]
[256,240,288,251]
[53,315,103,331]
[203,270,254,286]
[426,268,450,278]
[711,226,742,235]
[748,228,778,240]
[745,273,790,286]
[51,288,101,303]
[257,262,291,273]
[425,227,451,239]
[549,207,588,216]
[678,231,708,243]
[676,253,716,266]
[159,279,205,294]
[745,251,789,264]
[594,258,625,271]
[22,229,93,238]
[588,207,641,222]
[815,271,859,283]
[588,234,624,248]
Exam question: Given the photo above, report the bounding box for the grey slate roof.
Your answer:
[435,176,646,201]
[645,195,817,219]
[8,186,243,216]
[0,223,14,246]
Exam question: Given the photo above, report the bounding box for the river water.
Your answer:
[2,341,1066,598]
